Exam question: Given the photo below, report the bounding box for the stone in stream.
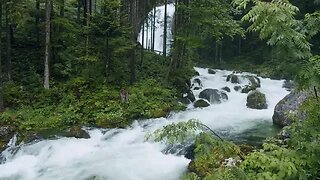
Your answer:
[68,126,90,139]
[199,89,228,104]
[186,90,196,102]
[246,90,268,109]
[282,80,295,91]
[234,86,242,92]
[208,69,216,74]
[194,99,210,108]
[191,78,203,91]
[0,125,15,150]
[226,74,240,84]
[221,86,231,93]
[241,85,256,94]
[246,75,261,88]
[272,90,309,127]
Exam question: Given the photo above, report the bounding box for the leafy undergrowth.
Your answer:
[183,100,320,180]
[0,78,185,132]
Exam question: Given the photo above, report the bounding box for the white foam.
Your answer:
[0,67,289,179]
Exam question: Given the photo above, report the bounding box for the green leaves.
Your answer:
[233,0,312,60]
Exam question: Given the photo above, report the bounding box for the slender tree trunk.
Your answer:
[36,0,40,47]
[219,42,222,65]
[0,1,4,112]
[44,0,52,89]
[77,0,81,22]
[60,0,65,17]
[146,18,149,50]
[5,15,12,82]
[215,40,218,63]
[152,7,156,51]
[163,0,167,56]
[104,34,109,78]
[140,1,145,67]
[238,36,241,55]
[86,0,91,59]
[129,0,136,84]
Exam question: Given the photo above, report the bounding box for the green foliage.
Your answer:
[241,143,307,179]
[185,133,245,180]
[146,119,200,144]
[233,0,311,60]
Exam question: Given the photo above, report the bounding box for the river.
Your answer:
[0,67,289,180]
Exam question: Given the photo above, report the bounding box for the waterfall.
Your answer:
[138,4,175,55]
[0,68,289,180]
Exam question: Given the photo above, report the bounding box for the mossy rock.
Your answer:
[246,90,268,109]
[194,99,210,108]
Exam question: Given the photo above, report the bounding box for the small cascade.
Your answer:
[137,4,175,55]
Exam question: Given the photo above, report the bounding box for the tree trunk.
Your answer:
[44,0,51,89]
[77,0,81,22]
[215,40,218,63]
[163,0,167,56]
[219,41,222,65]
[152,7,156,51]
[0,1,4,111]
[60,0,65,17]
[5,15,12,82]
[129,0,136,84]
[86,0,90,58]
[36,0,40,47]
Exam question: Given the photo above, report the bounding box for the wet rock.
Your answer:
[246,75,261,88]
[226,74,240,84]
[193,87,201,91]
[192,78,202,87]
[234,86,242,92]
[0,125,15,150]
[208,69,216,74]
[272,91,309,127]
[282,80,295,91]
[179,97,190,105]
[194,99,210,108]
[191,78,202,91]
[241,85,256,94]
[68,126,90,139]
[221,86,231,93]
[186,90,196,102]
[199,89,228,104]
[246,90,268,109]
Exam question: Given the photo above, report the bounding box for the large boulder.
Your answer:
[246,90,268,109]
[226,74,240,84]
[0,125,15,150]
[199,89,228,104]
[273,91,309,127]
[194,99,210,108]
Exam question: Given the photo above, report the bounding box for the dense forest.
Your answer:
[0,0,320,179]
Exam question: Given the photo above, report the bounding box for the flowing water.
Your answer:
[0,68,289,180]
[137,4,175,54]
